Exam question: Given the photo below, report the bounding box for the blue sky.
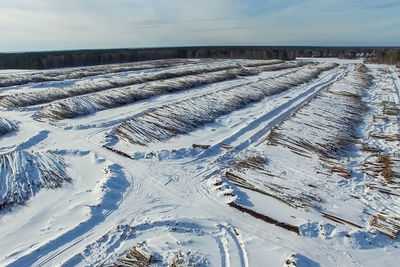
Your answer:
[0,0,399,52]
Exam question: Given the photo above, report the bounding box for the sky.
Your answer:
[0,0,399,52]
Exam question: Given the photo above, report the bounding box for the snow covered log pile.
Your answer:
[113,63,338,145]
[0,117,18,136]
[0,150,70,210]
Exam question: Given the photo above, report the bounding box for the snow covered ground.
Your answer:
[0,58,399,266]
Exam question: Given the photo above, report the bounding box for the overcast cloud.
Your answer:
[0,0,399,51]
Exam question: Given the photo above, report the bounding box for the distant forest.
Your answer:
[365,48,400,66]
[0,46,399,69]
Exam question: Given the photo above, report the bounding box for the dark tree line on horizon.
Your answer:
[0,46,399,69]
[365,48,400,66]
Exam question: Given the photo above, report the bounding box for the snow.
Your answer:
[0,58,399,266]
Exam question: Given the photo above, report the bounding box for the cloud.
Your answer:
[0,0,399,51]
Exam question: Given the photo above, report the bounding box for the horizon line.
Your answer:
[1,45,400,54]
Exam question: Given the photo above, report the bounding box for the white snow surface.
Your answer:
[0,58,399,267]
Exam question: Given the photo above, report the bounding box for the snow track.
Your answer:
[8,164,130,267]
[61,220,248,267]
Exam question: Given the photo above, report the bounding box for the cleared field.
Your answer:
[0,59,399,267]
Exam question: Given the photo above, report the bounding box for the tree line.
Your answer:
[0,46,399,69]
